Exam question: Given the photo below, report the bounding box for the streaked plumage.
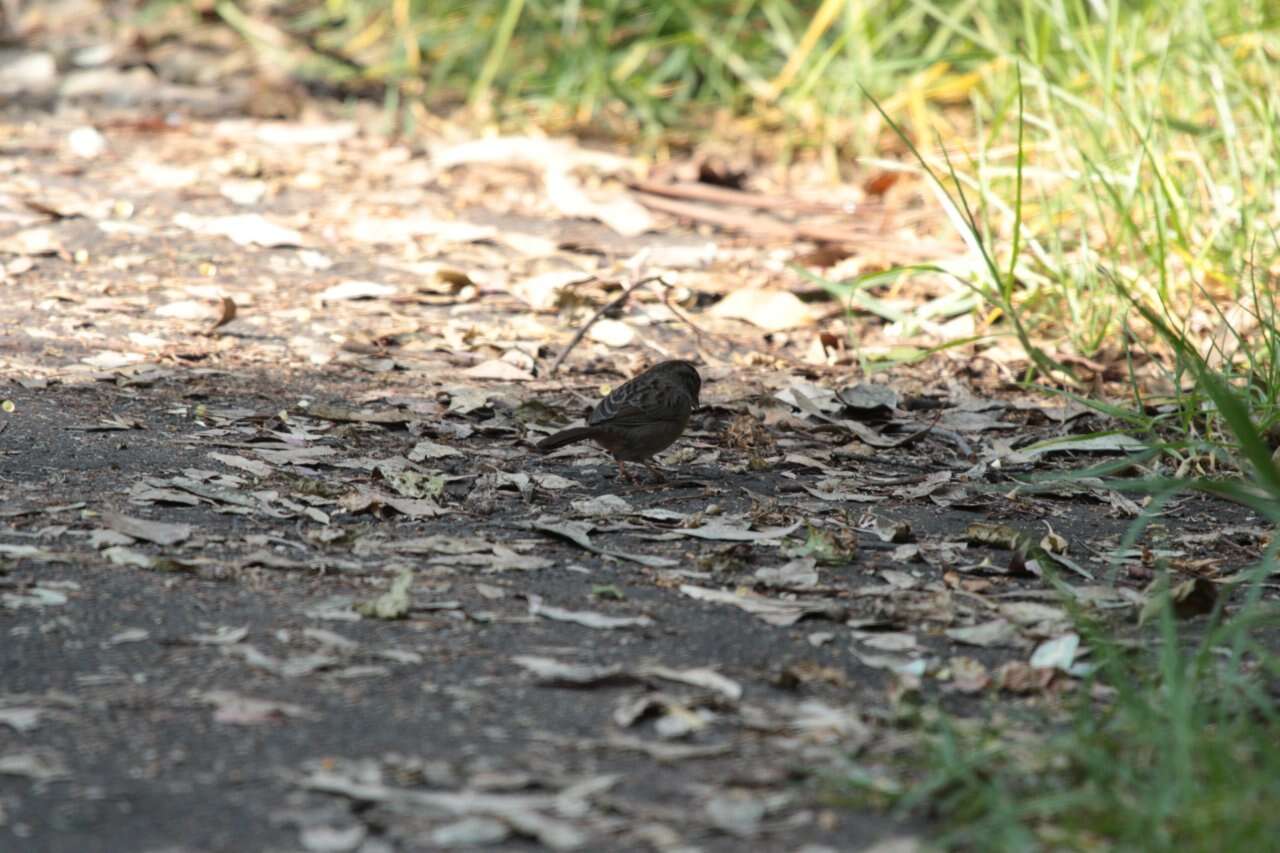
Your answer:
[536,360,701,481]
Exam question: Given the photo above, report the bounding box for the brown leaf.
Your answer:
[947,657,991,694]
[208,295,237,331]
[994,662,1057,694]
[1169,577,1218,618]
[862,170,901,196]
[1140,576,1218,624]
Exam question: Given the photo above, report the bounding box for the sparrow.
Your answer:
[536,360,702,481]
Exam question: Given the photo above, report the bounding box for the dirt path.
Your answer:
[1,22,1271,852]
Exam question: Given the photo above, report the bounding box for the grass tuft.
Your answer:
[889,573,1280,851]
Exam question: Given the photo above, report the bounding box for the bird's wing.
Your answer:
[589,387,688,427]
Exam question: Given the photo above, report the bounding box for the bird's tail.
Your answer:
[535,426,596,453]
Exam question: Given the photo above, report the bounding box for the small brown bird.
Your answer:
[536,360,702,481]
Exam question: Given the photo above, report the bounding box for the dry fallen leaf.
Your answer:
[527,594,654,630]
[511,655,634,687]
[586,318,636,348]
[1140,576,1218,624]
[463,359,535,382]
[0,750,70,782]
[710,288,816,331]
[754,558,820,589]
[101,511,192,546]
[201,690,313,725]
[318,280,398,302]
[173,212,306,248]
[534,518,677,568]
[1029,633,1081,671]
[0,707,43,733]
[679,584,846,626]
[676,520,802,542]
[509,269,593,310]
[0,226,62,256]
[208,295,237,331]
[947,657,991,694]
[223,644,338,678]
[945,619,1021,648]
[544,166,655,236]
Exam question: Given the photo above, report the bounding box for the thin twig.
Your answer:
[547,271,856,380]
[625,178,860,215]
[548,275,664,377]
[660,287,721,365]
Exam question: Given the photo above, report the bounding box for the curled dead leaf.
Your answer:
[208,296,236,331]
[1139,576,1218,625]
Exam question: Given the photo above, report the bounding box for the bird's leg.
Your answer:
[642,461,667,483]
[616,460,640,484]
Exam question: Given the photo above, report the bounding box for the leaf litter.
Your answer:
[0,18,1274,850]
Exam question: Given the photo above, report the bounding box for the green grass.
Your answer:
[847,32,1280,844]
[882,562,1280,851]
